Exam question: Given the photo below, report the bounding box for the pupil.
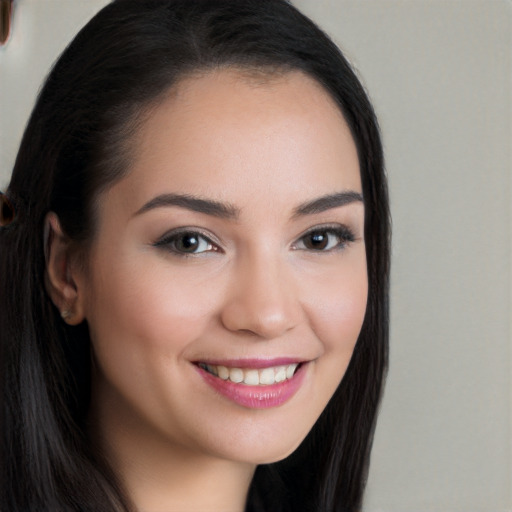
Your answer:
[178,234,199,252]
[308,232,328,250]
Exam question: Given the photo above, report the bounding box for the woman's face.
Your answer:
[78,69,367,465]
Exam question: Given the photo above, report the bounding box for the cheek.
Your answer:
[308,264,368,425]
[84,253,221,365]
[303,254,368,360]
[83,253,228,437]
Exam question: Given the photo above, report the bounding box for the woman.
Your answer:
[0,1,390,511]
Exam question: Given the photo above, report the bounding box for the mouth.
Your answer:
[194,359,307,409]
[196,362,302,386]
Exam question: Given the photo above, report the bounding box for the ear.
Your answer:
[44,212,86,326]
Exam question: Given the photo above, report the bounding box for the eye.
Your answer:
[154,229,219,255]
[292,226,355,252]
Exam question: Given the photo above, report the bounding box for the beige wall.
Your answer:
[1,1,511,510]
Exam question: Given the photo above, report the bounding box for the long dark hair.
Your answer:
[0,1,390,510]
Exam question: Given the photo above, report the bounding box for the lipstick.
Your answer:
[194,360,307,409]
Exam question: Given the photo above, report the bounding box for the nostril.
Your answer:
[219,264,300,339]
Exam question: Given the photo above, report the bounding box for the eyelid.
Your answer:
[153,227,223,254]
[291,223,356,251]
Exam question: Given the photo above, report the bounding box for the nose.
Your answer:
[220,253,301,339]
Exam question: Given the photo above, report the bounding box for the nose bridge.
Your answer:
[220,247,299,339]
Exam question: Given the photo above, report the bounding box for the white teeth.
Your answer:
[243,369,259,385]
[217,365,230,380]
[201,362,300,386]
[259,367,275,385]
[275,366,286,383]
[229,368,244,383]
[286,364,296,379]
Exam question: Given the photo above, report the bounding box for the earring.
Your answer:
[61,309,73,321]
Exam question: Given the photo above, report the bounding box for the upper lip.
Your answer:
[193,357,307,369]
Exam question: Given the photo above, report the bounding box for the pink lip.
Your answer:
[195,362,307,409]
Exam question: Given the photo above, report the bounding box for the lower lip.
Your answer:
[196,364,307,409]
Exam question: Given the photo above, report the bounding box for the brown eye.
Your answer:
[293,226,355,252]
[304,231,330,250]
[154,230,218,255]
[175,233,201,252]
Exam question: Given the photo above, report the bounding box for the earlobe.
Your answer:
[44,212,85,325]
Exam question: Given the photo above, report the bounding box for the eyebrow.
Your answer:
[292,191,363,217]
[134,193,240,219]
[134,190,363,219]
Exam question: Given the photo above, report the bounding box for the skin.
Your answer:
[46,69,367,512]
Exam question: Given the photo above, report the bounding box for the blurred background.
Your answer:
[1,1,510,510]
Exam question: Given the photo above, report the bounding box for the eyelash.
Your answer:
[153,228,219,257]
[292,224,355,252]
[153,224,356,257]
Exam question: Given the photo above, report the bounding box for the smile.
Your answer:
[197,362,299,386]
[195,360,307,409]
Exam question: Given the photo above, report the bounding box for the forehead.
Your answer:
[108,68,361,213]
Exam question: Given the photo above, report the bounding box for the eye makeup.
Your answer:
[292,223,356,252]
[153,227,221,256]
[152,221,357,259]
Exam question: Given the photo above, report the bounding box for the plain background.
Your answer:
[1,1,511,510]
